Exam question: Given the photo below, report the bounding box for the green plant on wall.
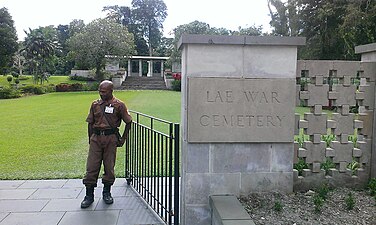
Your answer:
[294,158,308,176]
[347,159,360,176]
[322,134,336,147]
[321,158,336,175]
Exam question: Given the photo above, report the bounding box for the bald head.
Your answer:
[99,80,114,91]
[98,80,114,101]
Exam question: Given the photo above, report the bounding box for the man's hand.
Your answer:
[117,137,126,147]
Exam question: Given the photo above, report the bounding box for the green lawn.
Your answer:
[0,75,85,87]
[0,90,181,180]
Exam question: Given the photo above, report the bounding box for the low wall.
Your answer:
[70,70,93,78]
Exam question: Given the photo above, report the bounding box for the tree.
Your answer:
[0,8,18,74]
[267,0,376,60]
[67,18,135,80]
[131,0,167,56]
[23,27,60,84]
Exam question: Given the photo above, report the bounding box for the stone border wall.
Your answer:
[294,60,375,191]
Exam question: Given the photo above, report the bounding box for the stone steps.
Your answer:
[120,76,167,90]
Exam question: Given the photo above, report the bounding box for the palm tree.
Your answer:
[22,28,60,84]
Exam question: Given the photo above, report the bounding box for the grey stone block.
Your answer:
[243,46,298,78]
[18,179,67,189]
[0,189,35,200]
[118,208,164,225]
[0,180,25,189]
[0,199,48,212]
[211,144,271,173]
[210,195,250,220]
[42,198,99,211]
[29,188,81,199]
[241,172,293,194]
[58,211,120,225]
[0,212,64,225]
[0,212,8,221]
[271,143,293,172]
[210,173,241,196]
[186,144,210,173]
[185,173,211,204]
[184,204,211,225]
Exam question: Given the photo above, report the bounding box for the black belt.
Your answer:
[93,128,116,136]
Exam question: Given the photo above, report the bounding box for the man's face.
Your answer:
[98,85,112,101]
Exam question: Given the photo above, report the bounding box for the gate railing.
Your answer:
[125,110,180,225]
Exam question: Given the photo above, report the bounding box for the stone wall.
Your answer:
[179,34,305,225]
[294,60,375,191]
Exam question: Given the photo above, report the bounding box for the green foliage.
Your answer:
[317,184,331,201]
[267,0,376,60]
[295,133,308,147]
[294,158,308,176]
[368,178,376,197]
[20,84,55,95]
[274,200,283,212]
[171,79,181,91]
[313,195,324,213]
[321,158,336,174]
[347,159,360,175]
[0,86,21,99]
[131,0,167,55]
[69,75,95,82]
[322,134,336,147]
[0,8,18,74]
[345,192,355,210]
[6,75,12,84]
[0,90,180,179]
[67,18,135,80]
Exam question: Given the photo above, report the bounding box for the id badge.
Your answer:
[105,106,114,114]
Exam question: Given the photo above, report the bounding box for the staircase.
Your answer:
[120,76,168,90]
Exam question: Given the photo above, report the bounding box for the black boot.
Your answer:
[81,186,94,208]
[102,183,114,204]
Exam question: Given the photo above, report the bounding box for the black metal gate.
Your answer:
[125,110,180,225]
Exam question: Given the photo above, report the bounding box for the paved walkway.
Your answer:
[0,179,165,225]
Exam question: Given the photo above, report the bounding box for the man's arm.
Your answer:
[118,121,131,147]
[88,123,93,144]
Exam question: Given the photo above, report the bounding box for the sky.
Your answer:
[1,0,272,41]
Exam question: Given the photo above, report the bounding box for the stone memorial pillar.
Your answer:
[355,43,376,178]
[178,34,305,225]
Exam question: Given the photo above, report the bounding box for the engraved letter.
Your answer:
[272,92,280,103]
[200,115,210,126]
[225,90,234,103]
[214,91,223,102]
[244,91,258,103]
[206,91,214,102]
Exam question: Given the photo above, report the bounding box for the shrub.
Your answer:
[21,85,46,95]
[0,86,21,99]
[6,75,13,84]
[368,178,376,196]
[294,158,308,176]
[56,83,85,92]
[171,79,181,91]
[69,75,95,82]
[345,192,355,210]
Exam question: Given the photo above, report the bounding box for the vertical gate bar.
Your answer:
[168,123,173,224]
[136,113,140,192]
[143,126,146,198]
[153,129,157,210]
[147,119,152,203]
[157,133,161,214]
[165,135,168,222]
[161,135,165,219]
[174,123,180,225]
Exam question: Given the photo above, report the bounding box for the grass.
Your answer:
[0,75,86,87]
[0,90,180,180]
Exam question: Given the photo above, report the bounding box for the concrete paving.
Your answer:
[0,179,165,225]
